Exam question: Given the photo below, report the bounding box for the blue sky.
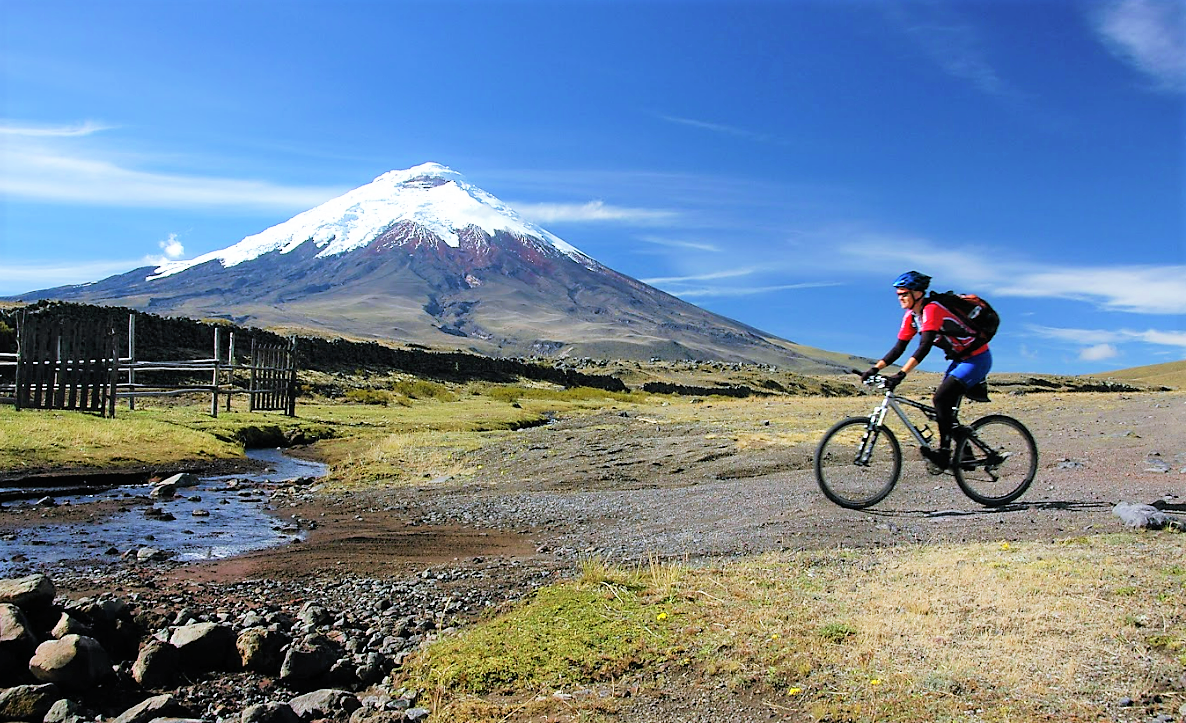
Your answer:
[2,0,1183,376]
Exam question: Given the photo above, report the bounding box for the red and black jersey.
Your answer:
[898,301,989,360]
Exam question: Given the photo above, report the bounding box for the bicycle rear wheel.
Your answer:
[814,417,901,509]
[953,414,1038,506]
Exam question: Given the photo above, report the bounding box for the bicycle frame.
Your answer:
[864,381,960,452]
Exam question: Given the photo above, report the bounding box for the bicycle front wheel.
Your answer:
[814,417,902,509]
[953,414,1038,507]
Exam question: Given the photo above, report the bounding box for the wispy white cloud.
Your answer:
[0,120,115,137]
[0,119,346,211]
[887,4,1017,97]
[636,235,721,253]
[668,282,841,299]
[656,114,779,144]
[993,266,1186,315]
[1025,323,1186,351]
[514,200,677,225]
[831,234,1186,315]
[642,267,759,285]
[1094,0,1186,92]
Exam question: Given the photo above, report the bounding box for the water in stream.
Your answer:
[0,448,327,576]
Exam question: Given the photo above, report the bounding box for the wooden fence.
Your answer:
[0,313,297,418]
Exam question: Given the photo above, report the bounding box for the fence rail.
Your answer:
[1,313,297,418]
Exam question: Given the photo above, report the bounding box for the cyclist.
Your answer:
[859,271,992,470]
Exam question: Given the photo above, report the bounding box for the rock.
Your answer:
[0,683,59,721]
[287,689,361,720]
[28,634,111,689]
[169,622,236,672]
[1113,502,1170,529]
[160,472,200,488]
[349,709,405,723]
[43,697,91,723]
[136,547,172,562]
[241,703,302,723]
[0,574,56,609]
[405,707,431,722]
[50,611,92,639]
[0,602,38,655]
[132,638,180,687]
[110,694,190,723]
[150,483,178,499]
[237,626,290,673]
[279,635,341,684]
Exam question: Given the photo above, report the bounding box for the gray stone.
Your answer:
[405,708,431,722]
[287,689,361,721]
[0,683,59,721]
[28,634,111,689]
[0,574,56,609]
[237,626,290,674]
[169,622,236,672]
[132,638,180,687]
[110,694,189,723]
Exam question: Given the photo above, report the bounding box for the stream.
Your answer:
[0,448,327,576]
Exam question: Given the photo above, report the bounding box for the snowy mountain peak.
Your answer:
[149,163,593,279]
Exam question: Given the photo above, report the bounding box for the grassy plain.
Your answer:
[408,535,1186,722]
[2,371,1182,721]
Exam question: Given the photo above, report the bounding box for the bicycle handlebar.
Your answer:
[848,369,891,389]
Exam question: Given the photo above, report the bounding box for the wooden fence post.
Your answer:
[128,314,136,411]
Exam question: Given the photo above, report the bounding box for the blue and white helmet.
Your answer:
[892,271,931,291]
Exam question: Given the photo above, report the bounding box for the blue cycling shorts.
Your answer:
[945,348,992,388]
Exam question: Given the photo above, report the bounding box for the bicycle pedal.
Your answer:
[926,461,947,476]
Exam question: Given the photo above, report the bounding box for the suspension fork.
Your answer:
[856,395,892,465]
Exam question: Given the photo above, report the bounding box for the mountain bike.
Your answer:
[814,373,1038,509]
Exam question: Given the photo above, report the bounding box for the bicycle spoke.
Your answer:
[953,415,1038,506]
[815,418,901,509]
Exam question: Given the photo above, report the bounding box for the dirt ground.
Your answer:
[141,388,1186,586]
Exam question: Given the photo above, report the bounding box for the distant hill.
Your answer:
[1083,359,1186,390]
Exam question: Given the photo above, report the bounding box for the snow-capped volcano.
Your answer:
[11,164,850,370]
[150,162,594,279]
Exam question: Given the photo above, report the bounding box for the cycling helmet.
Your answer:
[892,271,931,291]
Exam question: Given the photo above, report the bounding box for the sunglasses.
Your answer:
[895,290,913,297]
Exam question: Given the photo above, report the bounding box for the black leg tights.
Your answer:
[932,375,967,450]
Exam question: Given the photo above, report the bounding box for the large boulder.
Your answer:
[0,683,60,721]
[237,626,290,674]
[0,574,56,609]
[132,638,180,687]
[28,634,111,689]
[170,622,236,672]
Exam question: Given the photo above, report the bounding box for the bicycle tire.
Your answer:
[953,414,1038,507]
[814,417,902,509]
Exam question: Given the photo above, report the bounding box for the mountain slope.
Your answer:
[12,164,856,372]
